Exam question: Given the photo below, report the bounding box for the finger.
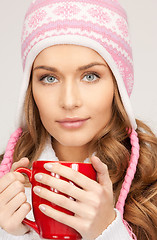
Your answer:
[0,173,16,193]
[0,172,25,194]
[39,204,82,232]
[7,192,28,217]
[33,186,92,218]
[11,158,30,172]
[0,180,25,206]
[11,202,31,229]
[91,156,111,186]
[0,202,30,236]
[43,163,98,191]
[13,172,26,183]
[34,173,87,202]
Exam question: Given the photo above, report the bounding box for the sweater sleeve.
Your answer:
[94,208,133,240]
[0,228,32,240]
[0,227,43,240]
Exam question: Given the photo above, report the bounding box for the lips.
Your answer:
[56,117,90,129]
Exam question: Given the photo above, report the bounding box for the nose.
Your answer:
[59,80,82,110]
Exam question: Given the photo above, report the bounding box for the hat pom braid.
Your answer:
[116,128,140,239]
[0,128,22,178]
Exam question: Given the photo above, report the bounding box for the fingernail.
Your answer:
[39,205,46,212]
[35,174,43,181]
[33,186,41,194]
[44,163,53,170]
[93,156,100,160]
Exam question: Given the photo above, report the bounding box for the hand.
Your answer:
[33,156,116,240]
[0,158,31,235]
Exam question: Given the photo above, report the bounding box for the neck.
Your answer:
[52,140,91,163]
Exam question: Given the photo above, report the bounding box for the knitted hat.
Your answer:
[17,0,137,129]
[0,1,140,238]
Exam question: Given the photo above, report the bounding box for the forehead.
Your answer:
[33,44,106,66]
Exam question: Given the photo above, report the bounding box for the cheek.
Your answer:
[87,84,114,120]
[94,99,113,126]
[32,87,55,122]
[33,91,45,114]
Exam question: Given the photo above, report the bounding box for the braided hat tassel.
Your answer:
[116,128,140,239]
[0,128,22,178]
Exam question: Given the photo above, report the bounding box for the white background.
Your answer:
[0,0,157,153]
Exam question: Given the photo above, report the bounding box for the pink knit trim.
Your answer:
[116,128,139,239]
[25,0,127,21]
[22,20,131,58]
[0,128,22,178]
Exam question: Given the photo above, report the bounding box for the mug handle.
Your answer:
[15,167,40,235]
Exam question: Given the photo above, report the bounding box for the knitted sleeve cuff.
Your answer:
[0,227,41,240]
[95,208,133,240]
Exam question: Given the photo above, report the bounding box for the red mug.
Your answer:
[15,161,97,240]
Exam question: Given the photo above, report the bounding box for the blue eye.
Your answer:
[40,75,57,84]
[39,72,100,84]
[83,73,100,83]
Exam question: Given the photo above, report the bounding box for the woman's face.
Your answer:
[32,44,114,148]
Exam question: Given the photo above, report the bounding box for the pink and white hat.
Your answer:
[17,0,137,130]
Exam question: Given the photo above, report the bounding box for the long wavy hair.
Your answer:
[1,73,157,239]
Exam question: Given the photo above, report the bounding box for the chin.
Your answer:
[57,137,91,148]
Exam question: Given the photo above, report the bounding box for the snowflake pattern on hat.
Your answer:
[54,4,81,17]
[28,9,47,28]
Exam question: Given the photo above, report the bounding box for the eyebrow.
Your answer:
[33,62,107,72]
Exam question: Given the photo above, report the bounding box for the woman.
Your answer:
[0,0,157,239]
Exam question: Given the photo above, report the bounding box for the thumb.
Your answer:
[91,155,111,186]
[11,157,30,172]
